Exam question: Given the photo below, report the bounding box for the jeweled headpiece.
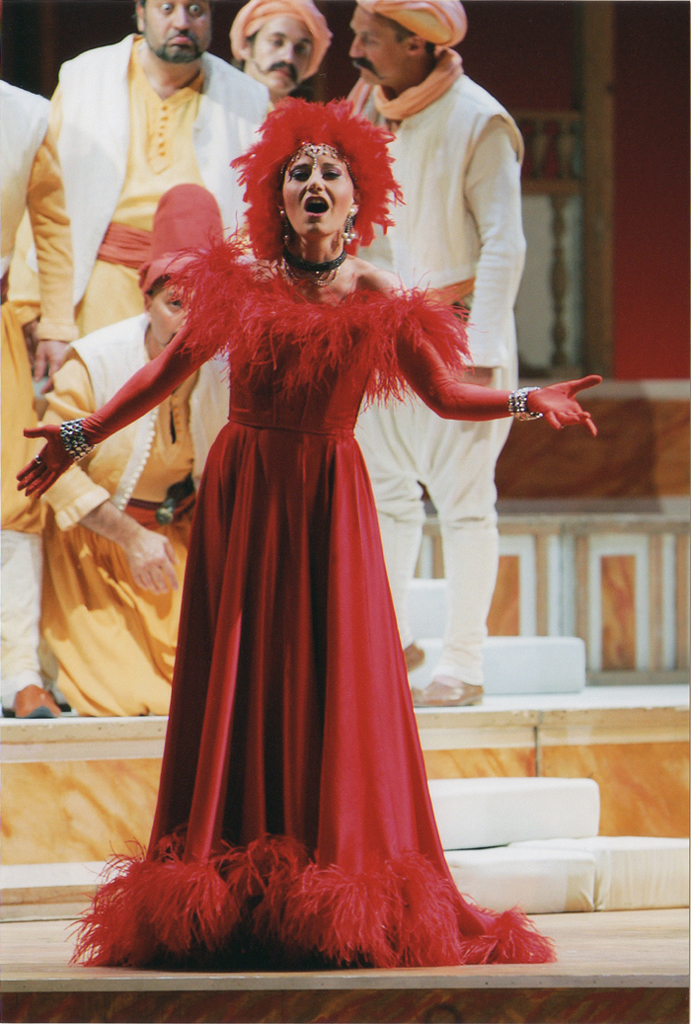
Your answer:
[287,142,348,172]
[282,141,354,189]
[232,98,402,260]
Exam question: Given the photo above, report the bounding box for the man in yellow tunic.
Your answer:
[39,185,229,716]
[10,0,268,337]
[1,82,78,718]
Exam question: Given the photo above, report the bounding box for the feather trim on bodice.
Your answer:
[174,238,470,403]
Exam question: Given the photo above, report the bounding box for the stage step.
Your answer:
[408,636,586,693]
[3,830,687,922]
[446,844,597,914]
[2,910,689,1024]
[0,861,104,921]
[1,689,687,881]
[1,771,686,922]
[428,776,600,850]
[512,836,691,911]
[446,836,690,916]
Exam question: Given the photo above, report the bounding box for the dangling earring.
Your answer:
[279,207,291,246]
[343,207,357,244]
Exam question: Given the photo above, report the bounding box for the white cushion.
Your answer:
[481,636,586,694]
[511,836,690,910]
[408,579,448,641]
[428,776,600,849]
[445,845,596,914]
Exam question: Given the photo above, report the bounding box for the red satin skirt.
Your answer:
[74,419,554,969]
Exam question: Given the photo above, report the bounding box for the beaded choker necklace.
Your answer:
[282,245,347,287]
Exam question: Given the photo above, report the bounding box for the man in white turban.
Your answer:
[350,1,526,707]
[230,0,332,105]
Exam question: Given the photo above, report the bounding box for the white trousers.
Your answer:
[1,530,43,705]
[356,364,514,685]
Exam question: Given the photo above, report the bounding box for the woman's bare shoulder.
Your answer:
[350,257,401,296]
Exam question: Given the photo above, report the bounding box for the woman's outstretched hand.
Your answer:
[529,375,602,435]
[17,425,74,497]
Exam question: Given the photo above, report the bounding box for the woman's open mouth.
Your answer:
[305,197,329,214]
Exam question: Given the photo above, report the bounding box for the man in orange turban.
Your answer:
[355,0,467,47]
[350,1,527,708]
[230,0,332,105]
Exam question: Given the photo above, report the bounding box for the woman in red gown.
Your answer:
[20,100,599,970]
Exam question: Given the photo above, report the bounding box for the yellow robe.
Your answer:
[2,127,77,534]
[10,40,205,337]
[41,352,198,716]
[75,46,204,335]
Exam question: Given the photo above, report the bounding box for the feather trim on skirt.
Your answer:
[73,833,555,970]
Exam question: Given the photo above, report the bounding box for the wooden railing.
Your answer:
[516,111,584,194]
[417,502,690,680]
[514,111,584,374]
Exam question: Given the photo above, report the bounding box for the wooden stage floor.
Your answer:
[1,907,688,1023]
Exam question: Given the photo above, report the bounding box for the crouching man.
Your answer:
[39,186,229,716]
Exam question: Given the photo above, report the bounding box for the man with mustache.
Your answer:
[230,0,332,106]
[350,0,526,708]
[10,1,268,338]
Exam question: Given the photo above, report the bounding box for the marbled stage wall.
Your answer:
[2,716,687,867]
[496,390,689,500]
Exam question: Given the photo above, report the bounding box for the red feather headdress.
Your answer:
[232,98,403,261]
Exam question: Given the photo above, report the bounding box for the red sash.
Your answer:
[98,222,152,270]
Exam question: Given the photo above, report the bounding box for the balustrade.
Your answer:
[514,112,584,376]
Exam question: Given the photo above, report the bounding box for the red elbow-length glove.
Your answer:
[396,332,601,433]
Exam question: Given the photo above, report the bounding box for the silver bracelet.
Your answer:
[60,419,95,461]
[507,386,543,421]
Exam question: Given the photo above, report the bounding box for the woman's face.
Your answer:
[281,147,357,244]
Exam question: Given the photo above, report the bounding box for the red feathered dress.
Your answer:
[75,245,554,970]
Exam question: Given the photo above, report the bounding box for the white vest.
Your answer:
[71,314,229,505]
[0,83,50,275]
[360,75,523,291]
[57,36,268,303]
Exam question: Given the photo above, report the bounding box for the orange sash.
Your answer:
[349,49,463,127]
[428,277,475,307]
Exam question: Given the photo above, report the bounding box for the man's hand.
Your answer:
[120,528,179,594]
[34,339,69,391]
[21,320,70,392]
[79,501,179,595]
